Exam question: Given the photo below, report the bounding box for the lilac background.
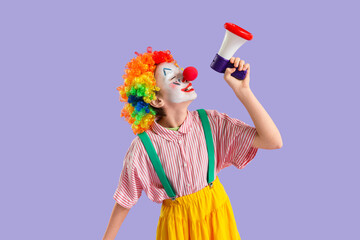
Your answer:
[1,0,359,239]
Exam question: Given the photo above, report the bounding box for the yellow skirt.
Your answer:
[156,176,241,240]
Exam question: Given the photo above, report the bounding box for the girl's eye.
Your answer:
[172,78,181,86]
[170,75,181,85]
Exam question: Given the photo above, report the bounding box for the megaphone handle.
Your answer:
[226,62,247,80]
[210,54,247,80]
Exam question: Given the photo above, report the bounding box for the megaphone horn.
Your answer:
[210,23,253,80]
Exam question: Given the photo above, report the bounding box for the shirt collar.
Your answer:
[150,110,194,141]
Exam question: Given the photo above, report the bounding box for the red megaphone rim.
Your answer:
[224,23,253,41]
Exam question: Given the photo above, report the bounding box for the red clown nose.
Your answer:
[182,66,198,81]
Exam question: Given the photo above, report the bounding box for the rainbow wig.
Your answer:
[117,47,177,134]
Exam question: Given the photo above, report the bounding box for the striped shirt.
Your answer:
[113,109,258,209]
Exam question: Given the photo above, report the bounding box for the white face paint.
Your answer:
[154,62,197,104]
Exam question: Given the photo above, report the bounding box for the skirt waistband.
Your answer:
[162,175,227,207]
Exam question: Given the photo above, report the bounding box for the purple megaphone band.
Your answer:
[210,53,247,80]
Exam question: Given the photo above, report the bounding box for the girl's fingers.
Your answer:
[234,58,240,68]
[239,60,245,71]
[243,63,250,71]
[230,58,250,72]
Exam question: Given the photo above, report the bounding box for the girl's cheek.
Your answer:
[169,83,178,89]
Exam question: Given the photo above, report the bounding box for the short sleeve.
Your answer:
[205,109,258,171]
[113,137,143,209]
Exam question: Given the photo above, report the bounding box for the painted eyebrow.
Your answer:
[163,68,172,76]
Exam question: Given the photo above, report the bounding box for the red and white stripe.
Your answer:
[113,109,258,208]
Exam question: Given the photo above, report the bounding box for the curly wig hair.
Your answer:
[116,47,178,134]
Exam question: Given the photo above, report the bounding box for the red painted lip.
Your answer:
[181,83,194,92]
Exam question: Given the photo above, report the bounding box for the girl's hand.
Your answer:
[223,57,251,92]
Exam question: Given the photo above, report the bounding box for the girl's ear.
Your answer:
[150,96,165,108]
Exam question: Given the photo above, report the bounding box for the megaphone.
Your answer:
[210,23,253,80]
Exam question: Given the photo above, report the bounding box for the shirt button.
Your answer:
[187,183,191,187]
[184,163,187,167]
[178,140,182,144]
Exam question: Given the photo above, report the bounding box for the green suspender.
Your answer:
[196,109,215,186]
[137,109,215,200]
[138,132,177,200]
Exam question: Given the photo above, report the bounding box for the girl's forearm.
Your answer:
[103,202,131,240]
[235,88,282,148]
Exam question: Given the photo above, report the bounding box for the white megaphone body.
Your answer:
[210,23,253,80]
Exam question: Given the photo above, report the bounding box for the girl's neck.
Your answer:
[156,108,188,128]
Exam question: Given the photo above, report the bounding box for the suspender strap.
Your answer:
[138,131,177,200]
[196,109,215,186]
[138,109,215,200]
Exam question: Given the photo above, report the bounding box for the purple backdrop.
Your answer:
[1,0,359,239]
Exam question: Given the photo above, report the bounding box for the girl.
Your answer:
[103,47,282,240]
